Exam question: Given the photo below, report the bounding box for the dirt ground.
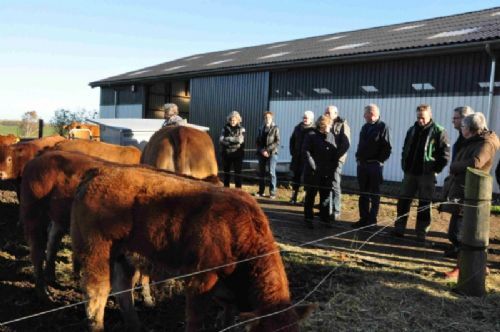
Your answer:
[0,183,499,332]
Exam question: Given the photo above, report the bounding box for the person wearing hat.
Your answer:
[288,110,315,204]
[162,103,186,127]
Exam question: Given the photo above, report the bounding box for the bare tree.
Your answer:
[50,108,95,136]
[20,111,39,137]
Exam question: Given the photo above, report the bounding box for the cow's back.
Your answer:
[26,135,66,149]
[55,140,141,164]
[141,126,218,179]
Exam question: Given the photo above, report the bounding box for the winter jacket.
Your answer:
[219,124,245,156]
[162,115,186,127]
[302,129,339,184]
[331,117,351,164]
[256,123,280,156]
[289,122,315,172]
[355,120,392,164]
[442,131,499,212]
[401,120,450,175]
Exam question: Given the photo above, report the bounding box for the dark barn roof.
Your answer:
[90,7,500,87]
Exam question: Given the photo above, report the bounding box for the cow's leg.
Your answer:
[82,242,112,332]
[111,255,141,332]
[45,221,66,285]
[185,272,219,332]
[23,212,50,300]
[134,271,154,307]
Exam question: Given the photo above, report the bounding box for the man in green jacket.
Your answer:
[393,104,450,242]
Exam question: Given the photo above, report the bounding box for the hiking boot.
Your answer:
[269,195,276,200]
[253,192,263,197]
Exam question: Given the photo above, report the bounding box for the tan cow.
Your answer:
[71,166,314,332]
[54,139,141,164]
[64,121,100,141]
[141,126,218,179]
[0,134,20,145]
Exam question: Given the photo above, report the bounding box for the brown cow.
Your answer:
[71,166,314,332]
[54,139,141,164]
[0,134,20,145]
[0,135,65,182]
[141,126,218,179]
[20,151,153,302]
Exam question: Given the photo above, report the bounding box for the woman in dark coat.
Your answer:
[219,111,245,188]
[442,112,499,278]
[302,115,339,229]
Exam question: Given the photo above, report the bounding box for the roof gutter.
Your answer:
[484,43,496,127]
[89,39,500,88]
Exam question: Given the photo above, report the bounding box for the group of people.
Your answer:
[164,102,499,265]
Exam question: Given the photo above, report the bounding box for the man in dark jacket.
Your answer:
[302,115,338,228]
[393,104,450,242]
[325,105,351,218]
[444,106,474,257]
[255,111,280,198]
[353,104,392,228]
[289,110,315,204]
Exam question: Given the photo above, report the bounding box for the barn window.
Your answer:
[478,82,500,88]
[313,88,333,95]
[361,85,378,92]
[412,83,435,91]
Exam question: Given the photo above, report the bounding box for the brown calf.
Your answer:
[141,126,218,179]
[71,166,314,332]
[54,139,141,164]
[20,151,153,302]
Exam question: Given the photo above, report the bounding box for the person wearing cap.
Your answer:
[324,105,350,218]
[255,111,280,199]
[288,110,315,204]
[162,103,186,127]
[219,111,246,188]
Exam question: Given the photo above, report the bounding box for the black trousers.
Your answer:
[304,175,333,222]
[357,162,383,224]
[222,153,243,188]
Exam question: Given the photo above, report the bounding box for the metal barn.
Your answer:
[90,7,500,190]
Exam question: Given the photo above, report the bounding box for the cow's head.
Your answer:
[239,303,316,332]
[0,144,33,180]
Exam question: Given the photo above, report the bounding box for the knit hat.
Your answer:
[304,110,314,120]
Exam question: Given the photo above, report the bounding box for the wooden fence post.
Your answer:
[38,119,44,138]
[455,167,492,296]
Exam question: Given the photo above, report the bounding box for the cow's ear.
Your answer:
[238,312,259,331]
[294,303,317,321]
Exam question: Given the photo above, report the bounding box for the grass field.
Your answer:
[0,121,58,137]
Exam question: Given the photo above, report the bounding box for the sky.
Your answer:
[1,0,499,121]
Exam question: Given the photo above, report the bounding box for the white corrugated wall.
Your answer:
[270,95,499,191]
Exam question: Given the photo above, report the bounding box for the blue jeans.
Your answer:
[332,162,343,215]
[258,154,277,195]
